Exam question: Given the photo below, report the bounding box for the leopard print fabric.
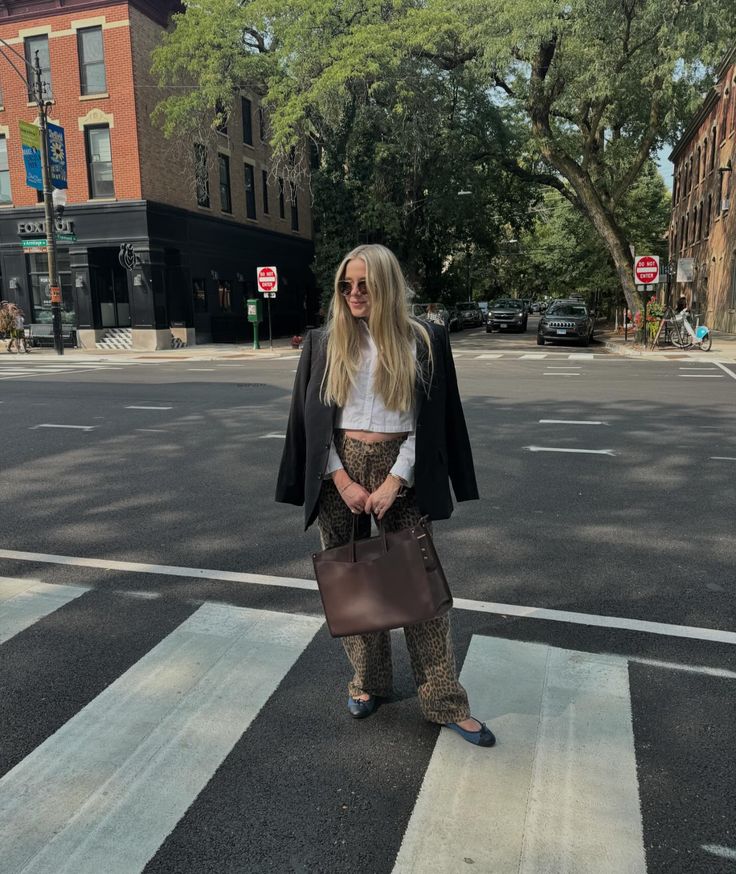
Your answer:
[317,433,470,724]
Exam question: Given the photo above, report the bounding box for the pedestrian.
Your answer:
[7,307,29,354]
[675,295,688,314]
[424,302,445,326]
[276,243,494,747]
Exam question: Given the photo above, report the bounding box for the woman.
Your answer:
[276,244,494,747]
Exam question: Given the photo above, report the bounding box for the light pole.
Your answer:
[0,39,64,354]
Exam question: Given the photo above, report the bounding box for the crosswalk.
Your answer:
[0,360,167,381]
[0,576,731,873]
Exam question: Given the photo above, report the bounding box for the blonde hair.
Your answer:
[320,244,433,411]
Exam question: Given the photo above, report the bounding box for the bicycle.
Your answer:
[653,306,712,351]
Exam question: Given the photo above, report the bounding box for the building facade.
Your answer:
[0,0,316,349]
[669,49,736,333]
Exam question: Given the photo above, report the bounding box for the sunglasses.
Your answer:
[338,279,369,298]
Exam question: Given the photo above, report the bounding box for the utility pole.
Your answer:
[0,39,63,354]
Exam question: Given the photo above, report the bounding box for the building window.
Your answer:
[261,169,269,214]
[679,216,685,252]
[705,194,712,236]
[278,177,285,218]
[218,279,232,312]
[84,125,114,199]
[194,144,210,207]
[289,182,299,231]
[244,162,256,219]
[218,154,231,213]
[258,106,266,141]
[242,98,253,146]
[672,175,678,205]
[696,203,703,241]
[710,127,717,170]
[77,27,106,95]
[0,136,11,204]
[24,34,52,100]
[193,278,208,313]
[720,91,730,142]
[683,216,688,248]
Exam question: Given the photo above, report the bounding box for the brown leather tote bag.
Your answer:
[312,516,453,637]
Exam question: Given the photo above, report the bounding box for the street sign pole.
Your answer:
[268,298,273,350]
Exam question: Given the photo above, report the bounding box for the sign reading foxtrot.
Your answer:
[257,266,278,294]
[634,255,659,285]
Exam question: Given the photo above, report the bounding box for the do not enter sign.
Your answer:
[257,265,278,294]
[634,255,659,285]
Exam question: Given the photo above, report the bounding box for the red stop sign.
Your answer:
[634,255,659,285]
[257,266,278,293]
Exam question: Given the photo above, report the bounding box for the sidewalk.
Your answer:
[15,337,301,363]
[597,326,736,361]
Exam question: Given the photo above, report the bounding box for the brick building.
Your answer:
[0,0,316,349]
[669,48,735,333]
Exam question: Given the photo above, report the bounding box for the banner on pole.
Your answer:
[47,122,68,189]
[19,120,42,191]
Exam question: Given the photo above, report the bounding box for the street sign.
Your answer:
[257,265,278,294]
[634,255,659,285]
[676,258,694,283]
[47,122,68,189]
[56,233,77,243]
[21,238,47,252]
[263,292,277,298]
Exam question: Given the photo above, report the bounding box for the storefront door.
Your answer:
[90,249,130,328]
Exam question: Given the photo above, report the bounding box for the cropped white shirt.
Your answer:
[325,320,417,486]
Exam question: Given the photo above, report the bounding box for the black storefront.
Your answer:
[0,199,317,348]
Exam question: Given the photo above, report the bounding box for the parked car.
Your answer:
[537,300,595,346]
[458,301,484,328]
[410,302,460,332]
[487,298,528,333]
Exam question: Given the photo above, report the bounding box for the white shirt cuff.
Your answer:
[325,439,344,477]
[389,432,415,487]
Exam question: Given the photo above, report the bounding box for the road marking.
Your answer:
[702,845,736,861]
[679,374,724,378]
[393,638,645,873]
[259,432,286,439]
[714,361,736,381]
[632,657,736,680]
[709,456,736,461]
[0,578,88,645]
[473,353,504,359]
[30,423,96,431]
[0,604,322,874]
[538,419,607,426]
[519,353,547,360]
[1,549,734,645]
[524,446,616,456]
[125,405,173,411]
[186,368,216,372]
[136,429,168,433]
[542,373,581,377]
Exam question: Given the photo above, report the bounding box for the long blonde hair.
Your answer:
[320,244,433,411]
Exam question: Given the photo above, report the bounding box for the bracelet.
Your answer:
[388,473,408,495]
[338,479,354,495]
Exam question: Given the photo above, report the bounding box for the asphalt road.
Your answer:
[0,323,734,873]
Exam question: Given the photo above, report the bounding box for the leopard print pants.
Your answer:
[317,433,470,724]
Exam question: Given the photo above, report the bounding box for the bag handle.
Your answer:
[348,512,389,563]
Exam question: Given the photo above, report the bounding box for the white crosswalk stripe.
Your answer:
[0,603,321,874]
[0,578,88,644]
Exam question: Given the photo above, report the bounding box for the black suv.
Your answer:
[537,300,595,346]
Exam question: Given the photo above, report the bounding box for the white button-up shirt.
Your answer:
[326,320,416,485]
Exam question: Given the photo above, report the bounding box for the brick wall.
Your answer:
[0,3,142,206]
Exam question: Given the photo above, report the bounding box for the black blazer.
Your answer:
[275,322,479,529]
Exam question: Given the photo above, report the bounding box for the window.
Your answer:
[683,216,688,248]
[718,169,724,215]
[244,162,256,219]
[261,169,269,214]
[194,144,210,207]
[710,127,717,170]
[24,34,52,100]
[289,182,299,231]
[705,194,712,236]
[672,174,678,205]
[218,279,232,312]
[242,98,253,146]
[193,278,208,313]
[679,216,685,252]
[703,139,708,179]
[278,177,285,218]
[695,147,701,185]
[258,106,266,141]
[77,27,106,95]
[218,154,231,213]
[0,136,11,204]
[696,203,703,241]
[720,91,730,142]
[85,125,114,198]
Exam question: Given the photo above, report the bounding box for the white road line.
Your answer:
[632,657,736,681]
[30,424,96,431]
[136,429,168,433]
[259,433,286,439]
[0,578,88,645]
[542,373,581,377]
[524,446,616,456]
[393,638,645,874]
[567,353,595,359]
[714,361,736,381]
[538,419,607,426]
[473,353,504,359]
[1,548,734,645]
[125,405,173,410]
[702,845,736,861]
[186,368,216,372]
[679,374,724,378]
[709,456,736,461]
[519,353,548,360]
[0,603,322,874]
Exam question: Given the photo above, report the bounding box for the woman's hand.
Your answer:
[333,470,370,514]
[365,476,402,521]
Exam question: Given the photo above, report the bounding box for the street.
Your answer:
[1,324,735,873]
